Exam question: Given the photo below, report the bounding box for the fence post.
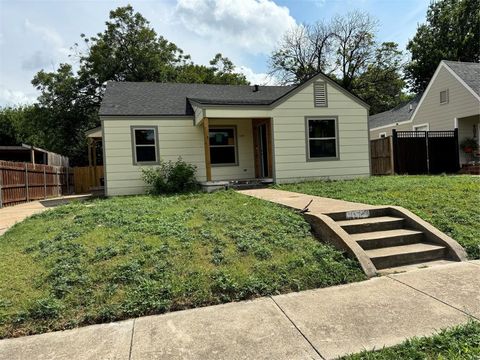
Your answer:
[0,163,3,209]
[66,167,69,195]
[454,128,460,171]
[44,167,47,199]
[25,163,29,202]
[391,129,398,174]
[57,168,60,197]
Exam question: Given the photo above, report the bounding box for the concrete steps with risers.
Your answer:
[365,243,447,269]
[324,208,465,274]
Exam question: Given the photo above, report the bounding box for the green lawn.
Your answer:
[278,175,480,259]
[0,190,365,338]
[342,321,480,360]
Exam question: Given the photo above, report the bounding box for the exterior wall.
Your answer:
[271,82,370,183]
[370,65,480,138]
[102,117,206,196]
[209,118,255,181]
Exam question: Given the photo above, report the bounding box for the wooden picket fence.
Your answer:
[73,166,104,194]
[0,160,73,208]
[370,137,394,175]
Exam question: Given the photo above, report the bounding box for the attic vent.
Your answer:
[314,82,327,107]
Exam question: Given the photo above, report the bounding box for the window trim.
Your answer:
[313,81,328,107]
[305,116,339,161]
[379,132,387,138]
[131,126,160,165]
[413,123,429,132]
[209,125,239,167]
[440,89,449,104]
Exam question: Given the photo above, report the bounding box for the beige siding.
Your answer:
[102,117,206,196]
[370,65,480,138]
[209,119,255,180]
[271,82,370,183]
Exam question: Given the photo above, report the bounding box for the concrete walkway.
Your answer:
[0,261,478,360]
[0,195,92,236]
[238,188,379,214]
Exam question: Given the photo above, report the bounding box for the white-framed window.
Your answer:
[131,126,159,165]
[440,89,449,104]
[209,126,238,166]
[379,132,387,138]
[306,117,338,160]
[413,123,429,132]
[313,82,328,107]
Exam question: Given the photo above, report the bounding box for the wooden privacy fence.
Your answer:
[0,161,73,208]
[370,137,394,175]
[73,166,104,194]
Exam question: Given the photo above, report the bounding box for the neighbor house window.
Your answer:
[313,82,327,107]
[132,127,159,164]
[440,89,449,104]
[306,118,338,160]
[209,127,237,165]
[413,123,429,132]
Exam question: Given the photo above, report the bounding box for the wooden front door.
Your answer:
[252,118,272,178]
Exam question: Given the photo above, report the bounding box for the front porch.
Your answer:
[199,117,274,183]
[457,114,480,166]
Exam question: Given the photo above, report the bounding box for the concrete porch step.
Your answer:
[337,216,405,234]
[365,243,447,270]
[351,229,424,250]
[378,259,458,275]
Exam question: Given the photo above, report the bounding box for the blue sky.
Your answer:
[0,0,429,106]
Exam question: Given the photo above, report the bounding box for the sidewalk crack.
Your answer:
[128,319,136,360]
[269,296,326,360]
[387,276,479,321]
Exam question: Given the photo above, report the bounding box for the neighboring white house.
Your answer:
[97,73,371,196]
[369,61,480,165]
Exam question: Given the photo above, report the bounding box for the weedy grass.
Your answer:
[278,175,480,259]
[0,190,365,338]
[342,320,480,360]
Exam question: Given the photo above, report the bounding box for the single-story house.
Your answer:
[98,73,371,196]
[369,61,480,165]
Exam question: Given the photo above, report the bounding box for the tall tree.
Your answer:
[269,11,405,114]
[30,5,247,165]
[353,42,406,114]
[405,0,480,92]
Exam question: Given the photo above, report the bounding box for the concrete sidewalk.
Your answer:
[238,188,380,214]
[0,195,92,236]
[1,261,478,360]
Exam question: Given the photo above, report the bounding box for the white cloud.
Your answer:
[0,87,37,106]
[237,65,277,85]
[23,19,70,70]
[175,0,297,55]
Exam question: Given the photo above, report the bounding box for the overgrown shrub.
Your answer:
[142,158,198,194]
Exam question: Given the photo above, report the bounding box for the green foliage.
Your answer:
[22,5,247,165]
[405,0,480,92]
[278,176,480,259]
[0,191,365,338]
[343,320,480,360]
[0,106,44,148]
[141,158,198,194]
[269,11,406,114]
[353,42,407,115]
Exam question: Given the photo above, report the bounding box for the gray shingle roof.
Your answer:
[368,94,422,129]
[443,61,480,96]
[99,82,294,116]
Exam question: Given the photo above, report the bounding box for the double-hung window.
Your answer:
[306,117,338,160]
[132,127,159,164]
[209,127,237,166]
